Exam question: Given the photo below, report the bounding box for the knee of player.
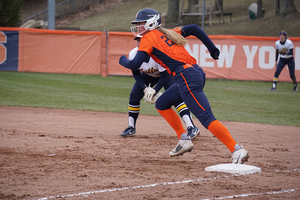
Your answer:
[155,97,171,110]
[129,94,143,103]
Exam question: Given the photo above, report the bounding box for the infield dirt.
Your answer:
[0,106,299,199]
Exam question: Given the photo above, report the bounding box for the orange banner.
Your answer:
[107,33,300,82]
[18,28,103,74]
[106,31,136,76]
[0,27,299,82]
[188,35,300,82]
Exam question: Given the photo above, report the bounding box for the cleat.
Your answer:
[269,87,276,92]
[232,148,249,164]
[293,84,298,92]
[187,126,200,140]
[120,126,136,137]
[169,139,193,157]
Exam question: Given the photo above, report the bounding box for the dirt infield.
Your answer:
[0,106,299,199]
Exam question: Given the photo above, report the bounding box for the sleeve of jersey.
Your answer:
[153,70,169,93]
[138,37,153,55]
[119,51,148,70]
[132,69,147,90]
[287,48,294,56]
[181,24,218,52]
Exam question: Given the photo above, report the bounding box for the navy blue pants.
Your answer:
[275,57,296,79]
[156,64,216,128]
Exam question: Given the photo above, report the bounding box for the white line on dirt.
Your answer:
[35,175,230,200]
[34,169,299,200]
[201,188,298,200]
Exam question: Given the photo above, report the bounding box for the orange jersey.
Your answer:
[138,29,197,74]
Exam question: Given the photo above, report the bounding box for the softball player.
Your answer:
[119,8,249,163]
[270,31,298,92]
[121,35,200,140]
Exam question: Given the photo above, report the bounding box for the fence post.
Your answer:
[47,0,56,30]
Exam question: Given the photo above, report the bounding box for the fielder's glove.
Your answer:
[143,84,162,104]
[279,47,288,55]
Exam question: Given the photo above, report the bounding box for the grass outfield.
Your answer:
[0,71,299,127]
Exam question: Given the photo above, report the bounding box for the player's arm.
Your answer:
[180,24,219,60]
[131,69,147,90]
[287,48,294,56]
[119,51,148,70]
[153,70,169,93]
[275,49,279,61]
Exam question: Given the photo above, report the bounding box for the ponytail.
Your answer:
[157,27,186,46]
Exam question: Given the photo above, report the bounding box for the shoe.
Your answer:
[293,84,298,92]
[231,148,249,164]
[120,126,136,137]
[169,139,193,157]
[187,126,200,140]
[269,87,276,92]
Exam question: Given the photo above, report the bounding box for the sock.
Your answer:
[207,120,237,153]
[272,77,278,88]
[292,78,297,87]
[128,116,135,128]
[176,102,194,128]
[157,108,186,139]
[128,104,140,128]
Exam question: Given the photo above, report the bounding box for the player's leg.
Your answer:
[156,85,193,157]
[175,66,248,163]
[121,81,144,137]
[287,58,298,91]
[270,58,286,91]
[121,74,159,137]
[163,76,200,139]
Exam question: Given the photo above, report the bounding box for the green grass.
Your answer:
[1,72,299,127]
[68,0,300,37]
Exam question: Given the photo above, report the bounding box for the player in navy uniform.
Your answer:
[270,31,298,92]
[119,8,249,163]
[121,35,200,140]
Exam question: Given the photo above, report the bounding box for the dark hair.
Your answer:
[279,31,287,38]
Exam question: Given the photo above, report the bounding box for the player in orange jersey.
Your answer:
[119,8,249,163]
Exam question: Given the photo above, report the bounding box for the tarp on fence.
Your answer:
[0,27,299,82]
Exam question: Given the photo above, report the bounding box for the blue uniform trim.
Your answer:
[152,47,185,72]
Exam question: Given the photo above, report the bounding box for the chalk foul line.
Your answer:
[201,188,298,200]
[35,169,300,200]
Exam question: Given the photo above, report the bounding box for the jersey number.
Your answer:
[161,36,174,47]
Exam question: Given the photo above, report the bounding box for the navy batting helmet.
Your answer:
[130,8,161,36]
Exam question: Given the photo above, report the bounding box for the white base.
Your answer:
[205,163,261,175]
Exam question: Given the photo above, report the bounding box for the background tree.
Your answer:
[0,0,22,27]
[280,0,298,16]
[166,0,179,27]
[256,0,263,18]
[183,0,199,24]
[214,0,223,12]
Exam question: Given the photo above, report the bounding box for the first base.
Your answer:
[205,164,261,175]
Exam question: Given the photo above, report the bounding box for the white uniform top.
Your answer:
[275,39,294,59]
[129,47,166,77]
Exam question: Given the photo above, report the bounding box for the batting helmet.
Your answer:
[130,8,161,36]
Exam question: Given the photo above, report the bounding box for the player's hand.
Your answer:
[210,48,220,60]
[144,84,156,104]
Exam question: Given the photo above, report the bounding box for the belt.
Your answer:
[171,64,194,76]
[281,57,292,59]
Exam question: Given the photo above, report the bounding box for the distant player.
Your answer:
[270,31,298,92]
[121,35,200,140]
